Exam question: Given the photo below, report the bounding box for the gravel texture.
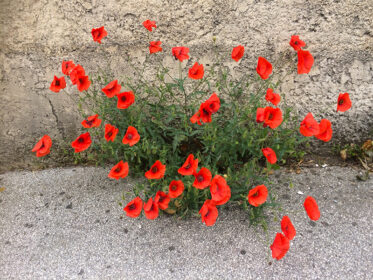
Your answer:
[0,165,372,279]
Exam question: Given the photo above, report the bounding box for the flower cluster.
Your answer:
[299,91,352,143]
[270,195,320,260]
[122,154,232,226]
[31,21,352,262]
[289,35,314,74]
[190,93,221,125]
[50,59,92,93]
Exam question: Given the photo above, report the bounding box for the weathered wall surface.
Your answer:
[0,0,372,172]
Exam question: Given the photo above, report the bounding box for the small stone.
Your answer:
[240,249,246,255]
[281,194,291,200]
[309,221,317,227]
[78,269,84,275]
[321,221,330,227]
[66,202,73,209]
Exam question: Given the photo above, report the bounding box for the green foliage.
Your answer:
[76,52,307,222]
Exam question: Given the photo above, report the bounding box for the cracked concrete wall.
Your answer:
[0,0,372,172]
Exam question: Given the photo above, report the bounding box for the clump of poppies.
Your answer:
[34,21,349,262]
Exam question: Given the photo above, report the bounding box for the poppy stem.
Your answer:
[178,60,188,113]
[178,60,182,80]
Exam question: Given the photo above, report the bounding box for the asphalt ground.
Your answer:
[0,166,372,279]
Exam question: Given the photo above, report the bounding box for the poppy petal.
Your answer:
[281,216,296,240]
[123,197,143,218]
[247,185,268,207]
[145,160,166,179]
[304,196,320,221]
[231,45,244,62]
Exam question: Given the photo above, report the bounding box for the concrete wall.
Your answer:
[1,0,372,172]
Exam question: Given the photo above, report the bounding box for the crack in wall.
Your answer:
[46,95,66,140]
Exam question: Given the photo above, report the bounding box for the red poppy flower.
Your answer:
[102,80,121,98]
[178,154,199,176]
[204,93,220,114]
[337,92,351,112]
[108,160,129,180]
[256,107,265,123]
[123,197,143,218]
[142,20,156,31]
[210,175,231,205]
[315,119,333,142]
[168,180,184,198]
[70,65,85,85]
[49,76,66,93]
[304,196,320,221]
[265,89,281,106]
[172,46,189,62]
[62,60,75,75]
[32,135,52,157]
[154,191,170,210]
[300,113,320,137]
[281,216,296,240]
[191,93,220,125]
[143,197,159,220]
[199,95,220,123]
[190,110,202,125]
[81,114,102,128]
[263,107,283,129]
[297,49,314,74]
[76,75,91,92]
[199,200,218,226]
[262,147,277,164]
[149,41,162,54]
[231,45,244,62]
[145,160,166,179]
[117,91,135,109]
[91,26,107,44]
[193,167,212,189]
[247,184,268,207]
[122,126,140,146]
[104,124,119,142]
[71,132,92,153]
[199,102,213,124]
[188,62,204,80]
[270,233,290,260]
[256,57,272,80]
[289,35,306,51]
